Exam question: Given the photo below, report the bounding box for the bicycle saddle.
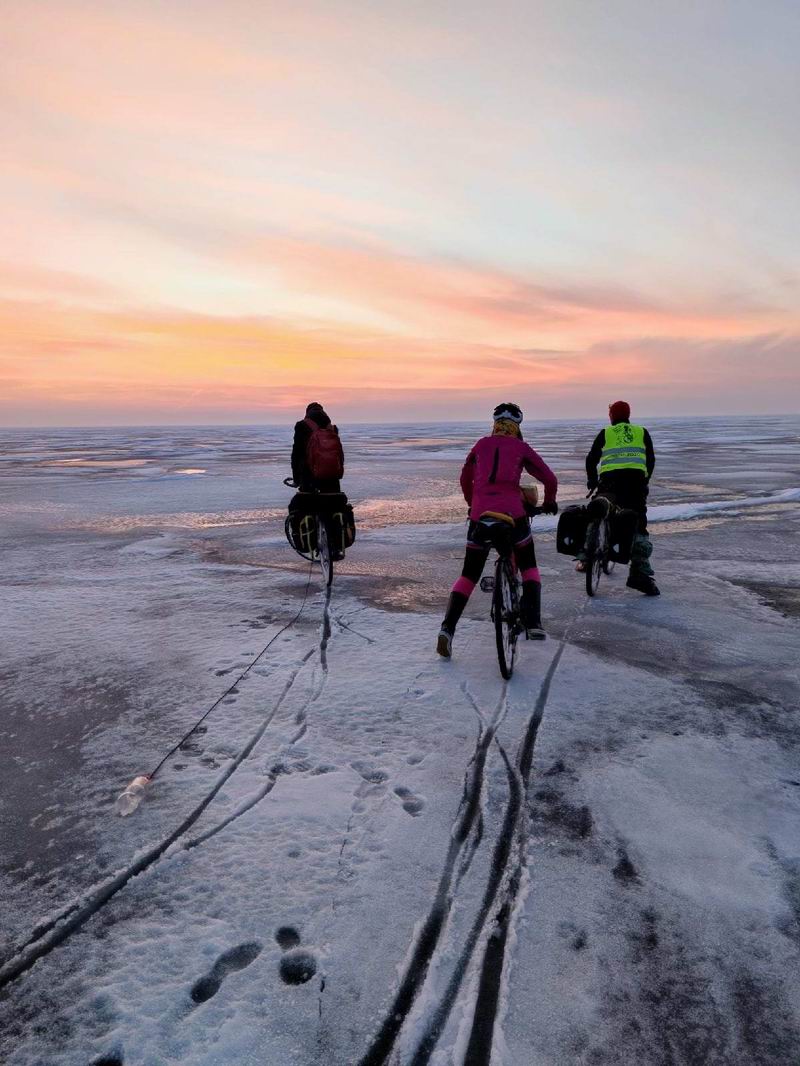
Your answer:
[478,510,515,526]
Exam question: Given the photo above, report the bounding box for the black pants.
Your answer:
[460,516,538,586]
[597,472,654,576]
[444,516,541,631]
[597,472,649,533]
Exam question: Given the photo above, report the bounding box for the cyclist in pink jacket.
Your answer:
[437,403,558,658]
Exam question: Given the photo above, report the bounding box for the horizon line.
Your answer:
[1,411,798,432]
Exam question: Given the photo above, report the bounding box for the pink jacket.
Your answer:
[460,435,557,521]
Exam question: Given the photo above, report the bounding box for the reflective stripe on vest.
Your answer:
[599,423,647,473]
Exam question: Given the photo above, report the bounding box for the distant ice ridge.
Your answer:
[648,487,800,523]
[522,487,800,534]
[364,488,800,542]
[530,487,800,533]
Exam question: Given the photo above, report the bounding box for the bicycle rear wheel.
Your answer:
[317,517,334,587]
[494,558,519,679]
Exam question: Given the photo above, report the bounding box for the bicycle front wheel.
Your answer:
[494,558,518,679]
[585,523,603,597]
[317,517,334,587]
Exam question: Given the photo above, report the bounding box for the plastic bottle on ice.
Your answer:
[116,775,150,816]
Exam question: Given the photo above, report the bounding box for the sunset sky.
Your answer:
[2,0,798,425]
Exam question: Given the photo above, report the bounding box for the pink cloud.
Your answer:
[238,235,798,346]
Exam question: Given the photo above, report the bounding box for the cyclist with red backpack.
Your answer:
[291,402,344,491]
[286,403,352,565]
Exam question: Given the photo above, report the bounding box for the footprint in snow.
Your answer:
[275,926,301,950]
[310,763,337,776]
[280,950,318,985]
[394,786,425,817]
[190,942,263,1005]
[351,761,388,784]
[612,846,641,886]
[274,926,319,985]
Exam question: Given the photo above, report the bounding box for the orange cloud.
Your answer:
[2,286,797,424]
[238,235,798,348]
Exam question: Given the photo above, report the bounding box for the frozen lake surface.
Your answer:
[1,416,799,1065]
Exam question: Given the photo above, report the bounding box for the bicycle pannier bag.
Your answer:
[321,493,356,554]
[556,505,589,556]
[608,507,638,564]
[286,492,318,556]
[343,503,356,547]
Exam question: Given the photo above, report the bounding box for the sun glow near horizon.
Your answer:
[1,1,799,425]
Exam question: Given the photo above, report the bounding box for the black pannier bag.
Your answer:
[285,491,356,558]
[285,492,319,557]
[342,502,356,548]
[608,507,638,564]
[556,505,589,556]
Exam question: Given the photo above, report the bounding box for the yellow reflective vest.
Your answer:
[599,423,647,474]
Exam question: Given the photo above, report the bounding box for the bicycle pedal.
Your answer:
[480,576,495,592]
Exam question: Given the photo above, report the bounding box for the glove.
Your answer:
[541,501,558,516]
[587,479,598,492]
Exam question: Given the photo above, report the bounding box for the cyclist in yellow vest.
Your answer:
[582,400,659,595]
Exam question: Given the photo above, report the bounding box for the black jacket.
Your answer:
[586,422,655,490]
[291,409,332,489]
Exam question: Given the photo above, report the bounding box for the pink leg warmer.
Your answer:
[452,576,476,598]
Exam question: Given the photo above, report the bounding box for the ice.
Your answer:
[0,415,799,1063]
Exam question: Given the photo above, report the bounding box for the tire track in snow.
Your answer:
[0,575,349,989]
[0,581,348,991]
[406,739,521,1066]
[460,639,569,1065]
[0,642,318,991]
[184,587,335,849]
[361,630,572,1066]
[356,686,510,1066]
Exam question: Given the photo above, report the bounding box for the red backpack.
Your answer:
[305,418,344,480]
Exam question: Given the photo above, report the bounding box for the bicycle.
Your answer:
[477,508,544,679]
[284,478,342,587]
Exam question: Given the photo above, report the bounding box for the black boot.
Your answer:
[521,582,546,640]
[437,591,468,658]
[626,571,660,596]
